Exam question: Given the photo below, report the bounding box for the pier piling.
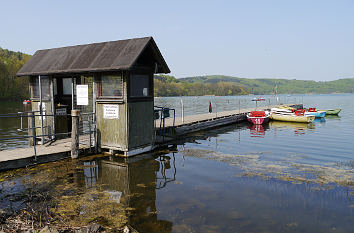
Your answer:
[71,110,80,159]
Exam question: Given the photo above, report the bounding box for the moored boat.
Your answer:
[270,113,315,123]
[247,111,270,125]
[270,108,315,123]
[305,108,326,118]
[319,109,341,115]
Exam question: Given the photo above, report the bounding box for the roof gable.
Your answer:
[16,37,170,76]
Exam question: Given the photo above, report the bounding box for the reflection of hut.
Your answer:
[16,37,170,155]
[98,156,173,232]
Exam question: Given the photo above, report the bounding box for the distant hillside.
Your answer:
[180,75,354,94]
[0,48,31,100]
[154,75,248,96]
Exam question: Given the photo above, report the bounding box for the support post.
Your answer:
[39,75,44,144]
[71,77,75,110]
[239,99,240,115]
[181,98,184,123]
[71,109,80,159]
[50,77,55,140]
[92,77,97,154]
[31,113,37,161]
[215,102,217,118]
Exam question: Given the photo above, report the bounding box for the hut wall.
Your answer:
[127,101,154,149]
[96,102,128,151]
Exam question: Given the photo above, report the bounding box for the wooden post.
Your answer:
[181,98,184,123]
[50,77,55,140]
[28,112,33,146]
[71,109,80,159]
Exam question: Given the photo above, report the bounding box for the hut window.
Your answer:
[130,74,150,97]
[100,75,123,97]
[63,78,72,95]
[31,77,50,100]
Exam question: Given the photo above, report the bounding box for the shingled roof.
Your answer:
[16,36,170,76]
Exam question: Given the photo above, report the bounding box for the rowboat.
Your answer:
[305,111,326,118]
[305,108,326,118]
[319,109,341,115]
[247,98,270,125]
[270,108,315,123]
[270,113,315,123]
[247,111,270,125]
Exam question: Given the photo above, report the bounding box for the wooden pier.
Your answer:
[0,135,93,172]
[0,104,299,171]
[156,105,281,141]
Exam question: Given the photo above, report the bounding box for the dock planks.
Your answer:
[0,135,92,171]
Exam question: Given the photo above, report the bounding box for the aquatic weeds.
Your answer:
[0,155,129,232]
[182,148,354,190]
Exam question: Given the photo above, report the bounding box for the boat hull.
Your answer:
[305,111,326,118]
[247,111,270,125]
[320,109,341,115]
[270,114,315,123]
[247,116,270,125]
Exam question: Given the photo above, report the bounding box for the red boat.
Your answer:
[247,111,270,125]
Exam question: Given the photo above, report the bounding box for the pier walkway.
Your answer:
[1,104,297,171]
[162,106,258,127]
[0,135,92,172]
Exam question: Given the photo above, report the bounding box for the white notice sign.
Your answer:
[76,85,88,105]
[103,105,119,119]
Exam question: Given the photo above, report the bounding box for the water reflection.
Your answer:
[313,117,326,123]
[269,121,315,135]
[80,155,174,232]
[325,115,341,120]
[248,123,269,137]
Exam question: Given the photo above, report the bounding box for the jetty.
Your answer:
[0,104,302,172]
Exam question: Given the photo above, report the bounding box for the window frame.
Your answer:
[127,71,153,102]
[30,76,51,101]
[97,73,124,100]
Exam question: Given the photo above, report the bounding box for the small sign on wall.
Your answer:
[76,85,88,105]
[56,108,67,115]
[103,105,119,119]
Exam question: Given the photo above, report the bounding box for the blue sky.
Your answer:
[1,0,354,81]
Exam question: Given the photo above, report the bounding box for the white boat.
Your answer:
[270,108,315,123]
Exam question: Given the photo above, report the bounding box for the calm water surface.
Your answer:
[0,94,353,232]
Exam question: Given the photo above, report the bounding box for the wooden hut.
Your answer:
[16,37,170,156]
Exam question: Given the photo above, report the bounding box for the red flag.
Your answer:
[209,102,212,113]
[274,85,277,94]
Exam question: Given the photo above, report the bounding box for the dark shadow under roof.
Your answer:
[16,36,170,76]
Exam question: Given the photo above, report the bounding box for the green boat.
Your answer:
[320,109,341,115]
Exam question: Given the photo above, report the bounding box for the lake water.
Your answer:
[0,94,353,232]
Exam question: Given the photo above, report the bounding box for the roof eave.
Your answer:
[16,66,131,77]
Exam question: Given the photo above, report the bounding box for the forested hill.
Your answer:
[154,75,249,96]
[179,75,354,95]
[0,48,31,100]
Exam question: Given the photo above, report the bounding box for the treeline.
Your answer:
[154,75,248,96]
[180,75,354,94]
[0,48,31,100]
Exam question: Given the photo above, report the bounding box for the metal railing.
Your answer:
[154,106,176,141]
[0,111,97,160]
